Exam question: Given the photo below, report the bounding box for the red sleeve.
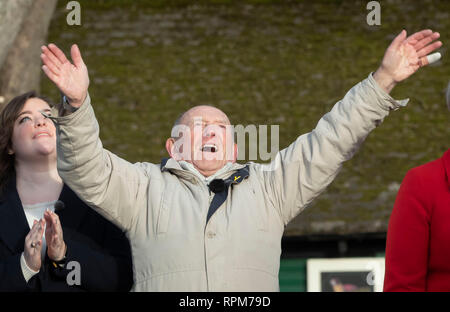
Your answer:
[384,168,431,291]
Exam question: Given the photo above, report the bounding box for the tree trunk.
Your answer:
[0,0,33,70]
[0,0,58,107]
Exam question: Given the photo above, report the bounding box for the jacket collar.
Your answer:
[443,149,450,189]
[0,175,87,253]
[160,157,246,183]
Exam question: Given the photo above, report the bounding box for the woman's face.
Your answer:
[10,98,56,161]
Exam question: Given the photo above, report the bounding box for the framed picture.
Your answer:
[306,257,385,292]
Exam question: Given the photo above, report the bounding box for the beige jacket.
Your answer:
[54,73,407,291]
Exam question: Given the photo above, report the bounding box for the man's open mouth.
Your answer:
[201,144,217,152]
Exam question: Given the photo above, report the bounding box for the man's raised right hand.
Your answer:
[41,43,89,108]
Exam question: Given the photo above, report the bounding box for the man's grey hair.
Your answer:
[447,82,450,111]
[173,111,185,128]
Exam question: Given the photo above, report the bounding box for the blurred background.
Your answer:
[1,0,449,291]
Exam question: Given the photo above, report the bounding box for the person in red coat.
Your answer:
[384,85,450,291]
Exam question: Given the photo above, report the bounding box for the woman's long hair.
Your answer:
[0,91,53,195]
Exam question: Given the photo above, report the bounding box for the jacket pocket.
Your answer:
[156,185,173,234]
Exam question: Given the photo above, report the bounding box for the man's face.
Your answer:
[166,106,237,177]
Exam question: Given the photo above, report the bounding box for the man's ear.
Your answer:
[232,143,238,163]
[165,138,175,158]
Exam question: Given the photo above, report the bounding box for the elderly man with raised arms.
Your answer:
[40,29,442,291]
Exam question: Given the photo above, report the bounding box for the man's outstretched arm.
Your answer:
[255,29,442,225]
[41,44,148,232]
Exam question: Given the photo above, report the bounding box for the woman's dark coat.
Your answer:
[0,177,133,291]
